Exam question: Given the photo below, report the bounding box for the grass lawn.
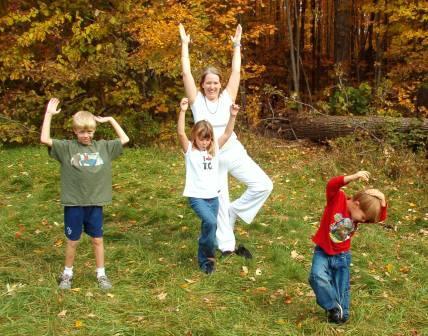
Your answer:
[0,133,427,336]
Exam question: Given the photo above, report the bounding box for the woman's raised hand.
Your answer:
[230,24,242,45]
[179,23,190,44]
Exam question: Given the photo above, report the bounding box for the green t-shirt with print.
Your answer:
[50,139,123,206]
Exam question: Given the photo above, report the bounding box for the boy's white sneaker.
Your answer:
[58,274,72,290]
[97,275,112,290]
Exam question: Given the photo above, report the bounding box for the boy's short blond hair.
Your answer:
[73,111,96,130]
[352,189,383,222]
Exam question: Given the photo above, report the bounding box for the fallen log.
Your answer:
[262,114,428,142]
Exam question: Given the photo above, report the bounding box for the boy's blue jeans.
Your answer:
[309,246,351,319]
[188,197,219,271]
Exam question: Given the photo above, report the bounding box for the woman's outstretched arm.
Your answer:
[225,24,242,101]
[179,23,198,104]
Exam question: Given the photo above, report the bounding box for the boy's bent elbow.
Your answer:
[40,137,52,146]
[121,136,130,145]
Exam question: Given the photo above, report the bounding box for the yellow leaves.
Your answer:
[240,266,249,277]
[74,320,84,328]
[54,238,63,247]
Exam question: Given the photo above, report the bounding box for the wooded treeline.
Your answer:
[0,0,426,145]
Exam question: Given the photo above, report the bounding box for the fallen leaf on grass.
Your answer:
[57,310,67,318]
[156,292,167,301]
[75,320,83,328]
[71,288,81,292]
[305,290,316,297]
[240,266,249,276]
[284,295,292,304]
[6,283,25,295]
[291,250,305,261]
[255,268,262,276]
[184,278,197,284]
[107,293,115,298]
[254,287,268,293]
[54,239,63,247]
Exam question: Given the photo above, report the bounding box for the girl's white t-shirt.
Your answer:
[183,142,220,199]
[191,91,237,143]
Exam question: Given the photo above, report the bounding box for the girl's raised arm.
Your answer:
[179,24,198,104]
[225,24,242,101]
[177,97,190,152]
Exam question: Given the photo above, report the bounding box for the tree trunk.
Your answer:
[334,0,352,68]
[262,115,428,141]
[286,0,299,98]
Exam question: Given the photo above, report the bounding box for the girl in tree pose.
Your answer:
[179,23,273,258]
[177,97,239,273]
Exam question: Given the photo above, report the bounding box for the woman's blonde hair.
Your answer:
[72,111,96,130]
[352,190,383,222]
[199,67,222,92]
[190,120,216,156]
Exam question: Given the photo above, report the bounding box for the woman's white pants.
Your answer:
[216,141,273,252]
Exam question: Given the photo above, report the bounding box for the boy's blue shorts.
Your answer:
[64,206,103,241]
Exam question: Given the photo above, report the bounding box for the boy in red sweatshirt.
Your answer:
[309,171,387,324]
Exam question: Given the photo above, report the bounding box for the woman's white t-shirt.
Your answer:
[191,91,237,143]
[183,142,220,199]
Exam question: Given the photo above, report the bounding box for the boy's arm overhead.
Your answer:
[177,97,190,152]
[326,171,370,201]
[40,98,61,147]
[93,116,129,145]
[218,103,239,148]
[343,170,370,184]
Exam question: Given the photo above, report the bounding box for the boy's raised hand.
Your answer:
[365,189,386,206]
[46,98,61,115]
[180,97,189,112]
[179,23,190,44]
[230,103,240,116]
[354,170,370,182]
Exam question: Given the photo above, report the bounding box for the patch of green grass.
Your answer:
[0,136,427,336]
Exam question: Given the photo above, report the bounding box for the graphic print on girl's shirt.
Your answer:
[202,154,213,170]
[329,213,355,243]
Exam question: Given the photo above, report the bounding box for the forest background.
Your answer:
[0,0,427,146]
[0,2,427,335]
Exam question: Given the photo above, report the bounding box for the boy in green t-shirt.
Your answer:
[41,98,129,290]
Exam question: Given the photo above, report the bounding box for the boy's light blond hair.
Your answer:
[73,111,96,130]
[352,189,383,222]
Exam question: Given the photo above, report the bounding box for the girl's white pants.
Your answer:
[216,140,273,252]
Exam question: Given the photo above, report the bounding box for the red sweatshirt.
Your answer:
[312,176,387,255]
